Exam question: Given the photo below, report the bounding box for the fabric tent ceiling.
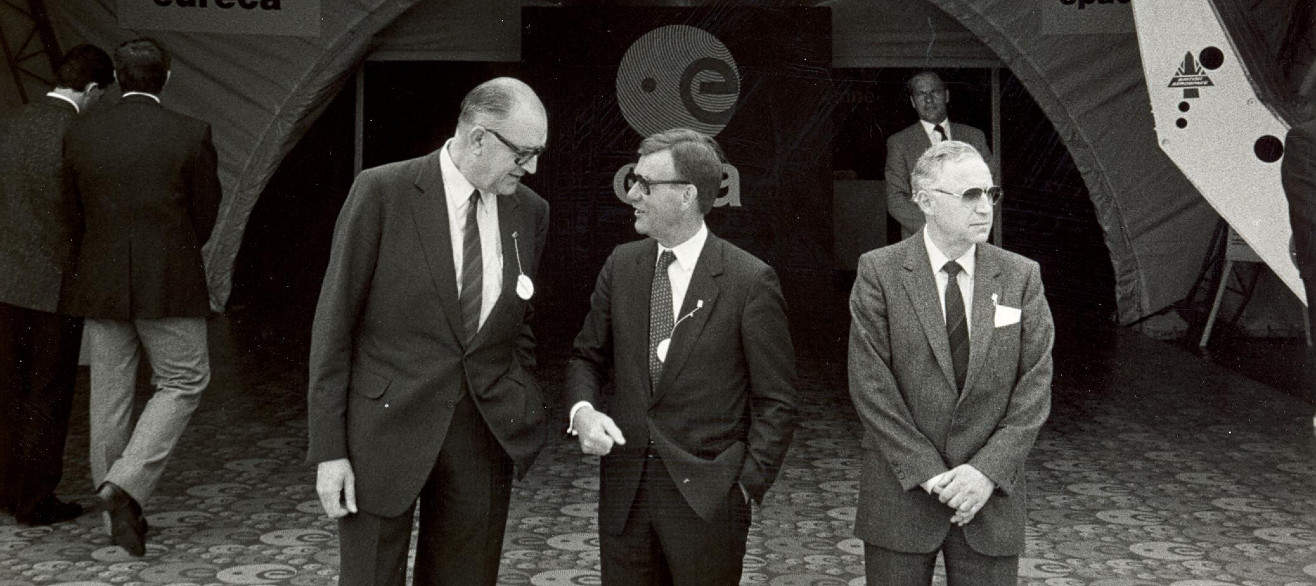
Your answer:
[48,0,1229,325]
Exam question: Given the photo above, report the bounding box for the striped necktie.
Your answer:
[460,189,482,342]
[943,260,968,391]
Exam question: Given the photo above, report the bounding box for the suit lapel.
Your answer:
[631,243,660,395]
[654,236,722,401]
[961,245,1000,399]
[407,153,464,346]
[899,235,958,390]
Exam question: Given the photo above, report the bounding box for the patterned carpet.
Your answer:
[1,317,1314,585]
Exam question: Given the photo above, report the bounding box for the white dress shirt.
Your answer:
[924,229,975,334]
[657,222,708,324]
[439,141,502,329]
[919,118,952,144]
[45,91,79,113]
[121,91,161,103]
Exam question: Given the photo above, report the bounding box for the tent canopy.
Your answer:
[45,0,1309,325]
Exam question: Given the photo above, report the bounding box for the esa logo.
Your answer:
[614,25,742,207]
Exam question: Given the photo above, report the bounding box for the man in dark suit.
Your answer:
[308,77,550,585]
[0,44,113,526]
[1282,119,1316,352]
[885,71,996,241]
[568,128,797,584]
[849,140,1052,585]
[63,38,221,556]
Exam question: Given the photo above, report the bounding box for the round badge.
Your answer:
[656,338,671,362]
[516,274,534,300]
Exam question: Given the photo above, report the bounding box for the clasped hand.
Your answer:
[920,464,994,526]
[573,406,626,456]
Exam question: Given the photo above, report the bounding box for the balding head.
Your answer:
[458,77,546,131]
[450,77,549,196]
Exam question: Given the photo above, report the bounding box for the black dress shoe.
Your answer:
[99,482,146,556]
[13,495,84,526]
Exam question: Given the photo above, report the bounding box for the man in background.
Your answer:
[850,141,1052,585]
[308,77,550,585]
[885,71,996,241]
[0,44,113,526]
[1281,117,1316,396]
[568,128,797,583]
[63,37,222,556]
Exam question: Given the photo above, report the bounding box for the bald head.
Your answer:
[458,77,545,131]
[450,77,549,196]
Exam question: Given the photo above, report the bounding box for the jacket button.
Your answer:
[384,403,390,409]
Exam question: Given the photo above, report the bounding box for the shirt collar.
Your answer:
[923,228,975,280]
[659,222,709,271]
[919,118,950,138]
[122,91,161,103]
[439,140,481,209]
[45,92,78,113]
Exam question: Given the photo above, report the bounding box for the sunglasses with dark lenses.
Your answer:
[931,186,1004,205]
[485,128,545,166]
[623,171,691,195]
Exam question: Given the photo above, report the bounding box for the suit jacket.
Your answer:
[0,96,81,313]
[306,150,550,517]
[847,233,1052,556]
[884,122,995,240]
[63,94,221,319]
[1282,119,1316,281]
[568,234,797,535]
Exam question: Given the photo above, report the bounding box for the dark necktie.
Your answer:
[943,261,968,390]
[933,123,948,142]
[460,190,482,342]
[648,250,676,387]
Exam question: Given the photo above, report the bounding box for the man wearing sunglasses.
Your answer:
[308,77,550,585]
[568,128,797,583]
[885,71,997,242]
[849,141,1052,585]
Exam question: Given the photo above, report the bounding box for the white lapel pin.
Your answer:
[512,231,534,300]
[656,299,704,363]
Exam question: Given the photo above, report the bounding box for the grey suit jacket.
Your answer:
[847,233,1052,556]
[568,234,797,534]
[0,96,80,313]
[306,150,550,517]
[884,122,995,239]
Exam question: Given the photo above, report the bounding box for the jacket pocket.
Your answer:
[350,367,390,400]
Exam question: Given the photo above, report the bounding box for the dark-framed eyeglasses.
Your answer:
[624,171,691,196]
[930,186,1003,205]
[484,127,545,166]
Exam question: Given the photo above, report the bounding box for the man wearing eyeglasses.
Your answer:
[308,77,550,585]
[885,71,996,242]
[849,141,1052,585]
[567,128,797,583]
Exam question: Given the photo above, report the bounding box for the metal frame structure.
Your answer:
[1,0,61,104]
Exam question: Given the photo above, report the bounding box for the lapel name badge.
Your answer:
[512,231,534,300]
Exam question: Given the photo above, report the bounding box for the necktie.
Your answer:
[933,124,948,142]
[943,261,968,391]
[649,250,676,387]
[460,190,482,342]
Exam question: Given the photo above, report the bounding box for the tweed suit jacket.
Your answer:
[62,94,221,319]
[848,233,1052,556]
[306,150,550,517]
[884,122,994,240]
[0,96,81,313]
[568,234,798,535]
[1282,119,1316,281]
